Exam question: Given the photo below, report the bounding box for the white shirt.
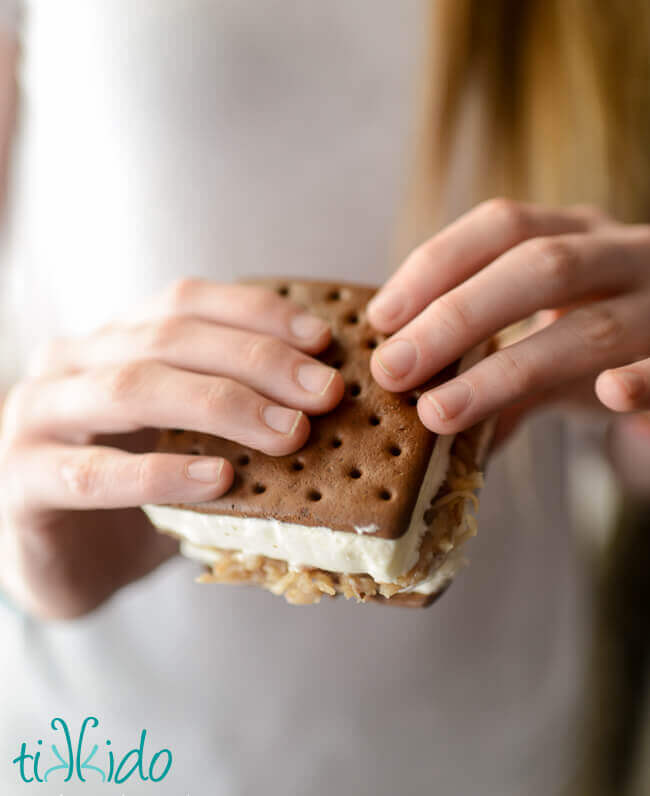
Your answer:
[0,3,591,794]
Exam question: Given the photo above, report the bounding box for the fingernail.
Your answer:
[616,370,644,399]
[263,405,303,434]
[187,458,224,483]
[297,363,336,394]
[368,291,403,324]
[290,313,328,340]
[427,380,472,421]
[375,339,417,379]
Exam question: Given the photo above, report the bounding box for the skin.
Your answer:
[5,203,649,621]
[0,280,344,618]
[368,198,650,473]
[0,31,648,619]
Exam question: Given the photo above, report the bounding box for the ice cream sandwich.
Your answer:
[143,280,496,606]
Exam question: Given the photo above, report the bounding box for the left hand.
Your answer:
[367,199,650,443]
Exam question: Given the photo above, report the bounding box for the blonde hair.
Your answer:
[406,0,650,244]
[406,7,650,794]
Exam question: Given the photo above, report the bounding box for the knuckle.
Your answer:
[571,305,624,351]
[480,197,531,240]
[528,237,579,289]
[145,316,186,353]
[104,360,148,402]
[201,377,238,414]
[491,348,535,395]
[135,454,160,498]
[164,277,202,310]
[435,293,473,337]
[62,452,105,498]
[243,334,284,369]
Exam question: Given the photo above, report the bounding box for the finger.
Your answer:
[134,279,332,354]
[6,360,311,456]
[30,320,344,413]
[596,358,650,412]
[371,229,647,391]
[416,294,650,433]
[367,200,605,333]
[4,443,234,514]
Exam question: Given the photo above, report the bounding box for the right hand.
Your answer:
[0,279,343,619]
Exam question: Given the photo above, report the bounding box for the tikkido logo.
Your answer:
[12,716,173,785]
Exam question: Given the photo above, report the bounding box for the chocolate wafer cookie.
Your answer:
[143,279,495,606]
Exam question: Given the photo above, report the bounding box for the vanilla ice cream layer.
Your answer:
[144,431,453,583]
[143,343,487,584]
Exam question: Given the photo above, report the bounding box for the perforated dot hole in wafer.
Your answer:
[156,279,473,544]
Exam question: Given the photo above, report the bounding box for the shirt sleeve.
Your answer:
[0,0,22,37]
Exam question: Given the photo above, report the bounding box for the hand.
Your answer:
[367,199,650,443]
[0,279,343,618]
